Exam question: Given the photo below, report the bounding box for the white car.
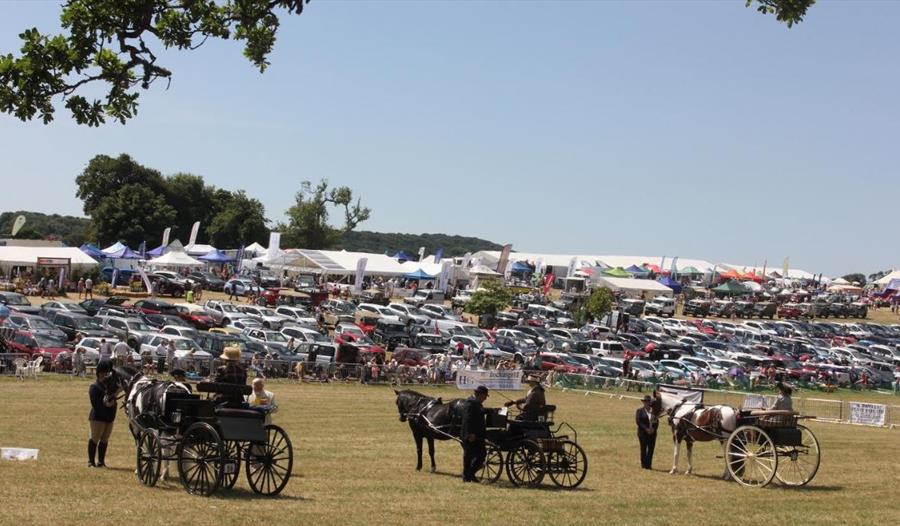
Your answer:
[274,306,318,327]
[387,303,430,325]
[224,278,261,297]
[281,326,330,345]
[227,318,264,331]
[140,334,208,359]
[204,300,253,325]
[237,305,285,329]
[159,325,201,342]
[644,296,675,317]
[356,303,400,320]
[74,336,140,365]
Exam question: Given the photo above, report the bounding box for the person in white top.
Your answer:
[246,378,278,424]
[98,338,113,362]
[113,337,131,365]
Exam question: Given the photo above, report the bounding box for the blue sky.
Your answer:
[1,1,897,277]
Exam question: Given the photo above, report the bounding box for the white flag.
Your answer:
[188,221,201,248]
[354,258,368,293]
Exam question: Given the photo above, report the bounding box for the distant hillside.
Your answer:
[336,231,503,257]
[0,211,91,246]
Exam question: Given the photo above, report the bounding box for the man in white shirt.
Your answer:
[246,378,278,424]
[113,337,132,365]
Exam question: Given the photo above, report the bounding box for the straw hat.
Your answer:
[220,346,242,361]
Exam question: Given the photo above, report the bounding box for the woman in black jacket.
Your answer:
[88,360,117,467]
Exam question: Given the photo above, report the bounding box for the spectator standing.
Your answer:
[87,361,116,467]
[113,337,131,366]
[98,338,113,362]
[166,340,176,373]
[77,277,85,299]
[84,277,93,299]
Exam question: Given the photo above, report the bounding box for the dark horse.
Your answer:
[394,390,465,473]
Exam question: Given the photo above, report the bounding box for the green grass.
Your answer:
[1,376,898,525]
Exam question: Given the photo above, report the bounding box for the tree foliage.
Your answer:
[841,273,866,286]
[0,0,311,126]
[571,287,616,325]
[0,211,91,245]
[280,179,370,249]
[336,231,502,257]
[74,153,269,248]
[464,280,513,317]
[747,0,815,28]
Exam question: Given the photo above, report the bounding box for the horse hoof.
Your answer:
[684,471,692,476]
[430,467,436,473]
[416,467,422,471]
[668,469,676,475]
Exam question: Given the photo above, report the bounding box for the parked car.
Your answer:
[132,299,180,315]
[373,318,411,349]
[223,278,261,297]
[173,305,216,330]
[4,313,67,340]
[0,292,41,315]
[777,303,802,319]
[619,299,646,316]
[5,329,69,362]
[78,296,132,316]
[644,296,675,317]
[203,300,251,326]
[682,299,710,318]
[751,302,777,319]
[100,317,159,347]
[391,348,431,366]
[40,301,88,316]
[187,271,226,291]
[48,311,113,341]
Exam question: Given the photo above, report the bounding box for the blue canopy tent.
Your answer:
[198,249,233,263]
[657,276,682,294]
[146,244,166,257]
[404,268,435,280]
[510,261,532,273]
[79,243,105,259]
[625,264,649,276]
[106,246,141,259]
[393,251,412,262]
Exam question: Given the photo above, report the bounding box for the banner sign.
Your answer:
[495,244,512,274]
[456,369,522,391]
[162,227,171,247]
[137,266,154,296]
[657,385,703,405]
[566,256,577,278]
[741,394,775,410]
[188,221,201,248]
[849,402,886,426]
[11,215,26,236]
[433,248,443,264]
[438,260,453,291]
[267,232,281,261]
[353,258,368,293]
[36,257,70,266]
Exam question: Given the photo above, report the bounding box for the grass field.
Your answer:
[1,377,898,526]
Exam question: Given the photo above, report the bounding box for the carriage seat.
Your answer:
[215,407,265,421]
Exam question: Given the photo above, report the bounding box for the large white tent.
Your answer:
[594,276,674,298]
[874,270,900,286]
[0,246,99,272]
[151,250,202,267]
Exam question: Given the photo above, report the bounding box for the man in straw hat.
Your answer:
[504,373,546,421]
[212,346,247,406]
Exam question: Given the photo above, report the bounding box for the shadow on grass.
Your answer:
[426,469,593,492]
[141,477,311,501]
[647,470,843,491]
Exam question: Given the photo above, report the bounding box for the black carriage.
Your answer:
[476,405,588,489]
[724,410,820,488]
[133,382,293,497]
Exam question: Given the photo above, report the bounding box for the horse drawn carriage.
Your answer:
[724,409,820,488]
[477,405,588,489]
[125,379,294,496]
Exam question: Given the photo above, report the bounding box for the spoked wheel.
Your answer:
[547,440,588,489]
[475,442,503,484]
[136,430,162,487]
[774,424,820,487]
[245,424,293,496]
[725,425,778,488]
[176,422,225,496]
[506,439,545,488]
[220,441,242,489]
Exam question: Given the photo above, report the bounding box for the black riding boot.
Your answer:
[97,441,108,467]
[87,440,96,467]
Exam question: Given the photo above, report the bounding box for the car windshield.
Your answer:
[307,332,329,343]
[221,304,240,313]
[34,334,65,347]
[265,332,287,343]
[125,321,153,332]
[2,294,30,306]
[30,318,57,330]
[73,317,103,330]
[462,326,483,337]
[418,336,443,346]
[258,308,277,316]
[173,340,199,351]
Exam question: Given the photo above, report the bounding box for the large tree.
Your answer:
[280,179,370,249]
[165,172,218,242]
[1,0,813,126]
[90,184,176,247]
[207,189,270,247]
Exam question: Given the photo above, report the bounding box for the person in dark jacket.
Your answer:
[504,374,546,421]
[212,346,247,407]
[88,360,117,467]
[460,385,489,482]
[636,394,659,469]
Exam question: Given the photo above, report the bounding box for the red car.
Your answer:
[5,329,69,365]
[334,332,385,357]
[538,352,590,374]
[174,306,216,330]
[391,348,430,366]
[686,319,716,336]
[777,303,802,319]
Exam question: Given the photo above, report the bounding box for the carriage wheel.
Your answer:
[774,424,820,487]
[219,441,242,490]
[547,440,588,489]
[176,422,225,496]
[136,430,162,487]
[725,425,778,488]
[245,424,293,496]
[505,440,545,488]
[475,442,503,484]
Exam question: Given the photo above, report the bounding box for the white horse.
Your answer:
[655,390,737,476]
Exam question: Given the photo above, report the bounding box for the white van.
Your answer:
[644,296,675,317]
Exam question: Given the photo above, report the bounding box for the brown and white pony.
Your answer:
[654,389,738,476]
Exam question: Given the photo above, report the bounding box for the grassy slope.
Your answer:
[0,378,897,526]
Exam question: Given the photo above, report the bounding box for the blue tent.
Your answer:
[404,268,435,280]
[393,251,412,261]
[79,243,105,259]
[146,245,166,257]
[625,264,647,274]
[198,249,233,263]
[510,261,532,273]
[657,276,682,294]
[105,245,141,259]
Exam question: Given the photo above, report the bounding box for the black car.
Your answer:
[826,303,847,318]
[49,311,114,341]
[847,302,868,319]
[512,325,552,347]
[140,312,191,330]
[79,296,131,316]
[196,332,248,358]
[148,274,188,297]
[682,299,710,318]
[372,319,410,350]
[710,300,735,318]
[188,271,226,291]
[752,302,777,319]
[619,299,645,317]
[0,292,41,315]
